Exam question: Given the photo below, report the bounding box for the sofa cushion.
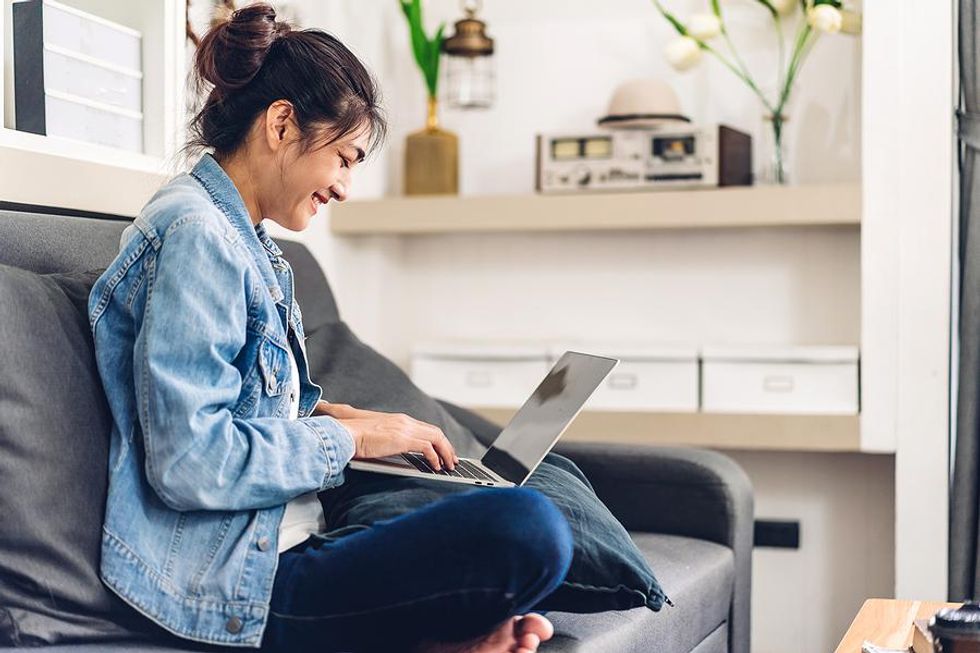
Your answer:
[544,534,734,652]
[0,266,156,646]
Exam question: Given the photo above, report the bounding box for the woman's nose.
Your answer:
[329,181,348,202]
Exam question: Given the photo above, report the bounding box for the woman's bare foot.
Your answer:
[414,613,555,653]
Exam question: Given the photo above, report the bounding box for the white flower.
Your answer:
[664,36,703,72]
[771,0,797,15]
[687,13,722,40]
[807,4,843,33]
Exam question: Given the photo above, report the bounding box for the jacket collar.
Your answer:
[189,153,285,304]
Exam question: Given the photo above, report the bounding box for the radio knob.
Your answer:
[572,165,591,187]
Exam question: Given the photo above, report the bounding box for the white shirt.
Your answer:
[277,344,328,553]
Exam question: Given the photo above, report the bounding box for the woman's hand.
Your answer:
[313,401,458,472]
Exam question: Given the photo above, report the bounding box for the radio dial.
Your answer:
[572,165,591,187]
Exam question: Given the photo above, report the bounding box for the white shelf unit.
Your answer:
[0,0,185,216]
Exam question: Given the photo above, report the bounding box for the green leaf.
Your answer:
[663,11,689,36]
[752,0,778,18]
[812,0,842,6]
[398,0,443,97]
[710,0,721,18]
[651,1,688,36]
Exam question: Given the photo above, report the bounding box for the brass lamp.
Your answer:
[442,0,495,109]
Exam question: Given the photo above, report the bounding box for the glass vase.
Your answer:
[759,112,790,185]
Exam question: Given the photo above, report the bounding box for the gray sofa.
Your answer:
[0,208,753,653]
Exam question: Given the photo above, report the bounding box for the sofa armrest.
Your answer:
[552,441,753,547]
[439,399,753,549]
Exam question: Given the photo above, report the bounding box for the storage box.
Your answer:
[701,345,860,415]
[43,90,142,152]
[13,0,144,152]
[43,45,142,111]
[550,343,699,412]
[411,342,551,408]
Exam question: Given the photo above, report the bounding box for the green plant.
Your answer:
[399,0,446,99]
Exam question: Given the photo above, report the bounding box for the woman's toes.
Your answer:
[515,613,554,642]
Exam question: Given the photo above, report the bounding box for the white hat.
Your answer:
[597,78,690,130]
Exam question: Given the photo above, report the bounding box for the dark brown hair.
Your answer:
[187,3,386,159]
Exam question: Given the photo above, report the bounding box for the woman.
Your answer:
[87,4,573,653]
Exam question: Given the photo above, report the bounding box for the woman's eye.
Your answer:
[339,156,350,169]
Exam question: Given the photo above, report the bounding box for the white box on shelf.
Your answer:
[411,342,551,408]
[549,343,699,412]
[43,45,142,112]
[701,345,860,415]
[25,0,141,70]
[43,90,142,152]
[13,0,144,151]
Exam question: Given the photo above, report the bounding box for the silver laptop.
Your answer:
[347,351,619,487]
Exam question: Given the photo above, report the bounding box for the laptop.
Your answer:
[347,351,619,487]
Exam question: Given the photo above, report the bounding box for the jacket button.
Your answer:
[225,616,243,634]
[257,536,271,551]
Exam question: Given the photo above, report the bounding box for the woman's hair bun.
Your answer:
[194,3,291,96]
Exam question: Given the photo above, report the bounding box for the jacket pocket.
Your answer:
[257,336,290,397]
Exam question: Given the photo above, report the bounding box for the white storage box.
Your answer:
[411,342,551,408]
[43,90,142,152]
[550,343,699,412]
[13,0,144,152]
[24,0,142,70]
[701,345,860,415]
[43,45,142,111]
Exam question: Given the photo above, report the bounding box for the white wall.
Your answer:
[724,450,894,653]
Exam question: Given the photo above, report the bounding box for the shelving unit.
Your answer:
[330,182,861,235]
[473,408,862,452]
[0,0,185,216]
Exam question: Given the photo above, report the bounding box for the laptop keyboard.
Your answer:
[400,453,497,482]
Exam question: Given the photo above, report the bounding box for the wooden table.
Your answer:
[835,598,962,652]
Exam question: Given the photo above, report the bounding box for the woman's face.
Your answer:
[253,101,370,232]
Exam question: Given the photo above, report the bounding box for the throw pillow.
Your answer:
[316,455,669,613]
[0,266,159,645]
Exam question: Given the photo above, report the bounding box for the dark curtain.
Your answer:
[950,0,980,601]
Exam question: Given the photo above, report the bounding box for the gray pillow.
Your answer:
[0,265,171,646]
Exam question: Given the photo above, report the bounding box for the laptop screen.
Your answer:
[481,351,618,484]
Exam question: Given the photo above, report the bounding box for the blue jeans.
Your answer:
[259,487,574,653]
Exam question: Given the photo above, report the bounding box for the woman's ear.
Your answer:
[264,100,295,151]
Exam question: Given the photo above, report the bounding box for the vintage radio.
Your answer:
[535,124,752,194]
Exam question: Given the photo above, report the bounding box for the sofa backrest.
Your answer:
[0,208,341,328]
[0,207,340,647]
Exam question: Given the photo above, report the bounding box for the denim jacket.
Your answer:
[87,153,355,647]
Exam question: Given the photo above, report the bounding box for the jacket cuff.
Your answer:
[304,417,356,489]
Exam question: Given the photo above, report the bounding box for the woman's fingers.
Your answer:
[412,439,442,471]
[405,415,457,470]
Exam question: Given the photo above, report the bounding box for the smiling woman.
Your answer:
[86,3,578,653]
[185,2,385,230]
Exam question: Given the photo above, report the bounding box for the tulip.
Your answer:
[771,0,797,15]
[807,4,843,33]
[664,36,703,72]
[687,13,723,40]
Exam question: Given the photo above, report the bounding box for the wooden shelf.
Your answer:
[0,129,171,217]
[330,183,861,235]
[471,408,864,453]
